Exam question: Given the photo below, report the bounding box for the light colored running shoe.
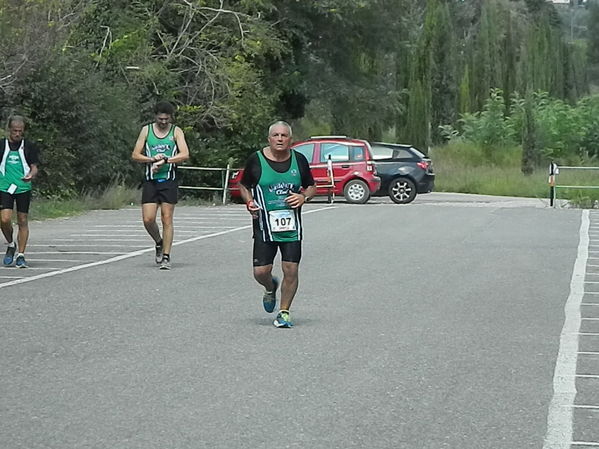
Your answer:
[273,310,292,328]
[262,276,279,313]
[159,256,171,270]
[15,254,28,268]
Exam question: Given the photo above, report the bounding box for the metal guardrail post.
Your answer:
[549,162,557,207]
[222,163,230,206]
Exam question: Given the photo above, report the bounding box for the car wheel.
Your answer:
[388,177,417,204]
[343,179,370,204]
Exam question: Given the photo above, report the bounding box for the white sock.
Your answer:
[8,242,15,248]
[17,252,24,258]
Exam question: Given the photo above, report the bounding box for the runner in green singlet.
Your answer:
[239,121,317,328]
[131,102,190,270]
[0,115,40,268]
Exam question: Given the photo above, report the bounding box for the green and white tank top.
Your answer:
[253,150,303,242]
[0,139,32,193]
[144,124,178,181]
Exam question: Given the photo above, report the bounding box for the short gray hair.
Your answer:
[7,115,26,129]
[268,120,292,137]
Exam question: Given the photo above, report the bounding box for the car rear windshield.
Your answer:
[371,145,427,160]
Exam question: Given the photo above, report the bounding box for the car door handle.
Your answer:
[341,164,350,168]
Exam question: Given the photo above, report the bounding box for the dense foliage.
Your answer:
[0,0,597,195]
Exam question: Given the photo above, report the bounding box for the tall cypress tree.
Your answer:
[521,88,537,175]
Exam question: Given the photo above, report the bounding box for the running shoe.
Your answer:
[155,241,163,264]
[15,254,28,268]
[262,276,279,313]
[160,255,171,270]
[273,310,292,328]
[3,245,15,266]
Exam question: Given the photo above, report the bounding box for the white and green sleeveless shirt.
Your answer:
[0,139,32,193]
[253,151,303,242]
[144,124,178,181]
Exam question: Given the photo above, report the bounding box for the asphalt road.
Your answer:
[1,193,597,449]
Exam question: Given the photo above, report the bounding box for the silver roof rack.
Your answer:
[309,135,348,139]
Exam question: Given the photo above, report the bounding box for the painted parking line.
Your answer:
[543,210,588,449]
[26,259,94,263]
[0,206,335,290]
[25,251,126,255]
[27,244,148,248]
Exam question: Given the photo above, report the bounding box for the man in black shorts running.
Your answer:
[131,102,190,270]
[239,121,316,328]
[0,115,40,268]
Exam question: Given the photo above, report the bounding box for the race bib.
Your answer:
[268,209,296,232]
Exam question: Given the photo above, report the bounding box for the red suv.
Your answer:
[229,136,381,204]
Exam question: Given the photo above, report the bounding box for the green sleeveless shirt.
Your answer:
[253,150,303,242]
[0,140,32,193]
[144,124,178,181]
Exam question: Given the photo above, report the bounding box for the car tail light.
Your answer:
[417,161,429,171]
[367,161,375,173]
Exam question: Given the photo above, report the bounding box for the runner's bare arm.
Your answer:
[22,163,39,181]
[131,126,157,163]
[168,127,190,164]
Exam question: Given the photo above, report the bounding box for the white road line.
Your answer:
[543,210,588,449]
[27,244,148,248]
[578,351,599,355]
[0,276,24,279]
[583,292,599,294]
[89,225,235,228]
[570,405,599,409]
[48,239,148,242]
[576,375,599,379]
[581,318,599,321]
[571,442,599,447]
[0,206,335,289]
[4,267,65,271]
[27,259,94,263]
[582,303,599,306]
[577,333,599,336]
[26,251,125,255]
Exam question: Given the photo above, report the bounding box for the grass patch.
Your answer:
[29,183,139,221]
[28,183,228,221]
[430,140,599,206]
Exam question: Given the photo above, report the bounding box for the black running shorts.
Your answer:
[0,191,32,214]
[142,180,178,204]
[253,238,302,266]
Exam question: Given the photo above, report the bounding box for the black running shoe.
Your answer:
[155,241,163,264]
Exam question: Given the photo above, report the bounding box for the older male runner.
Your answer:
[238,121,316,328]
[0,115,40,268]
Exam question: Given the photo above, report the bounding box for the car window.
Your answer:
[370,145,394,160]
[350,146,365,161]
[393,148,414,159]
[293,143,315,163]
[321,143,350,162]
[410,147,427,158]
